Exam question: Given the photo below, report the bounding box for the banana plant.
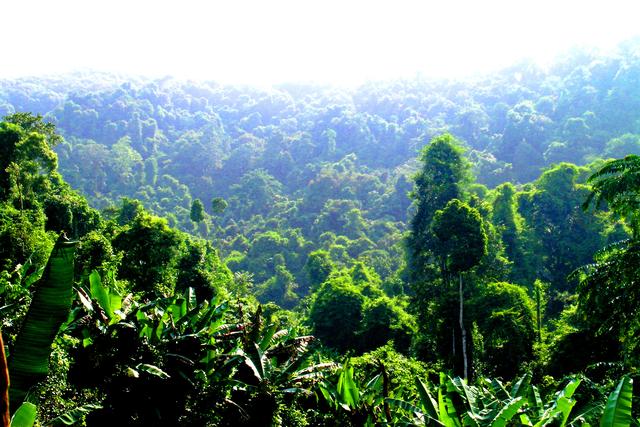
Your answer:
[72,269,231,377]
[229,306,337,425]
[8,234,76,412]
[524,377,581,426]
[67,271,245,425]
[318,359,394,426]
[385,372,638,427]
[386,373,526,426]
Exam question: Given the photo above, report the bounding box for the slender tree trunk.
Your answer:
[452,328,456,357]
[535,283,542,342]
[459,272,468,380]
[451,272,456,359]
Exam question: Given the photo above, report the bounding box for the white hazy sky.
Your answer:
[1,0,639,85]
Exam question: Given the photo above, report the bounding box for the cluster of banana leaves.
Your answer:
[319,362,635,427]
[72,271,338,424]
[3,233,337,425]
[0,235,99,426]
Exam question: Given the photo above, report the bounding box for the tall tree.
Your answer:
[407,133,471,284]
[431,199,487,379]
[407,134,471,359]
[309,273,364,353]
[303,249,334,293]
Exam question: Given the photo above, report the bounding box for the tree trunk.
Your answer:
[459,272,468,380]
[452,328,456,357]
[535,283,542,342]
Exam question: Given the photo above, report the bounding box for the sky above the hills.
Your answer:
[2,0,639,85]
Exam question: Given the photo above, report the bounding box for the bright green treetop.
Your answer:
[431,199,487,275]
[408,133,471,281]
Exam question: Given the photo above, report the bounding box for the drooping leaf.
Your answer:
[168,298,187,322]
[290,362,337,381]
[489,378,510,402]
[9,235,76,411]
[259,323,278,352]
[47,403,102,426]
[247,343,266,381]
[416,377,440,422]
[136,363,170,379]
[534,378,581,427]
[556,396,578,426]
[529,385,543,417]
[109,293,122,317]
[453,377,480,418]
[385,397,423,414]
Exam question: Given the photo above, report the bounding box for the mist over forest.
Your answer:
[1,38,640,426]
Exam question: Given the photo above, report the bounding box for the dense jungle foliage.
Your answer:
[1,40,640,425]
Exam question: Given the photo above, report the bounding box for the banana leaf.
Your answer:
[10,402,36,427]
[337,360,359,409]
[9,234,76,411]
[600,376,633,427]
[46,403,102,426]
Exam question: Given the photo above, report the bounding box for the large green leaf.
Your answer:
[337,360,359,409]
[416,377,440,423]
[557,379,582,426]
[600,376,633,427]
[510,373,532,399]
[528,385,543,417]
[438,374,462,427]
[453,377,480,417]
[491,397,525,427]
[10,402,36,427]
[9,235,76,411]
[89,270,122,319]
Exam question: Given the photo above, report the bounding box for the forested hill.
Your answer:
[2,42,640,311]
[2,40,640,425]
[3,44,640,217]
